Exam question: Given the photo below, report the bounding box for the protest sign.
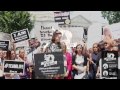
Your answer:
[33,22,59,48]
[0,40,9,51]
[3,60,25,74]
[54,11,71,25]
[101,51,118,79]
[34,52,64,78]
[11,29,29,43]
[40,25,53,47]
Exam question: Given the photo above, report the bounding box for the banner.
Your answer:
[3,60,25,74]
[101,51,118,79]
[0,41,9,51]
[54,11,71,25]
[34,52,64,78]
[11,29,30,43]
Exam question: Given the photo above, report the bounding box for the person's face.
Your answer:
[55,35,60,42]
[2,51,7,58]
[0,50,3,58]
[112,47,118,51]
[58,34,62,39]
[19,49,25,58]
[62,42,66,51]
[93,44,98,52]
[104,42,110,49]
[89,48,92,54]
[35,41,40,48]
[104,29,111,36]
[30,39,35,47]
[76,45,82,53]
[11,50,16,60]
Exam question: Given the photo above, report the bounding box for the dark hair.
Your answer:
[51,30,61,43]
[10,49,17,59]
[75,44,83,55]
[118,44,120,51]
[55,30,62,34]
[2,50,11,60]
[0,49,2,51]
[51,33,58,43]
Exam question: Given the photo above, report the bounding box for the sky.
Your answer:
[30,11,108,24]
[70,11,108,24]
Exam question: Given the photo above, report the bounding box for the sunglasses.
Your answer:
[104,42,108,45]
[93,47,98,48]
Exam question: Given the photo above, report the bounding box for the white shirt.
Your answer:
[75,55,84,74]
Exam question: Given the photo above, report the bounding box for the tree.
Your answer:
[102,11,120,24]
[0,11,34,34]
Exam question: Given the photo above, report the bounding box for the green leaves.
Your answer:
[0,11,34,34]
[102,11,120,24]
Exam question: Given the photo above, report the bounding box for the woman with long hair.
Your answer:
[44,30,62,53]
[87,43,101,79]
[72,44,87,79]
[61,42,72,79]
[0,49,4,79]
[0,50,11,79]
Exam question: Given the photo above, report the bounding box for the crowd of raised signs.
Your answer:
[0,28,120,79]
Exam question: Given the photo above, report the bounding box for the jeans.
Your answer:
[88,71,94,79]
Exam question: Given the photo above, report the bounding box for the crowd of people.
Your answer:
[0,28,120,79]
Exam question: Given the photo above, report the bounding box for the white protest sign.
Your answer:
[32,22,59,48]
